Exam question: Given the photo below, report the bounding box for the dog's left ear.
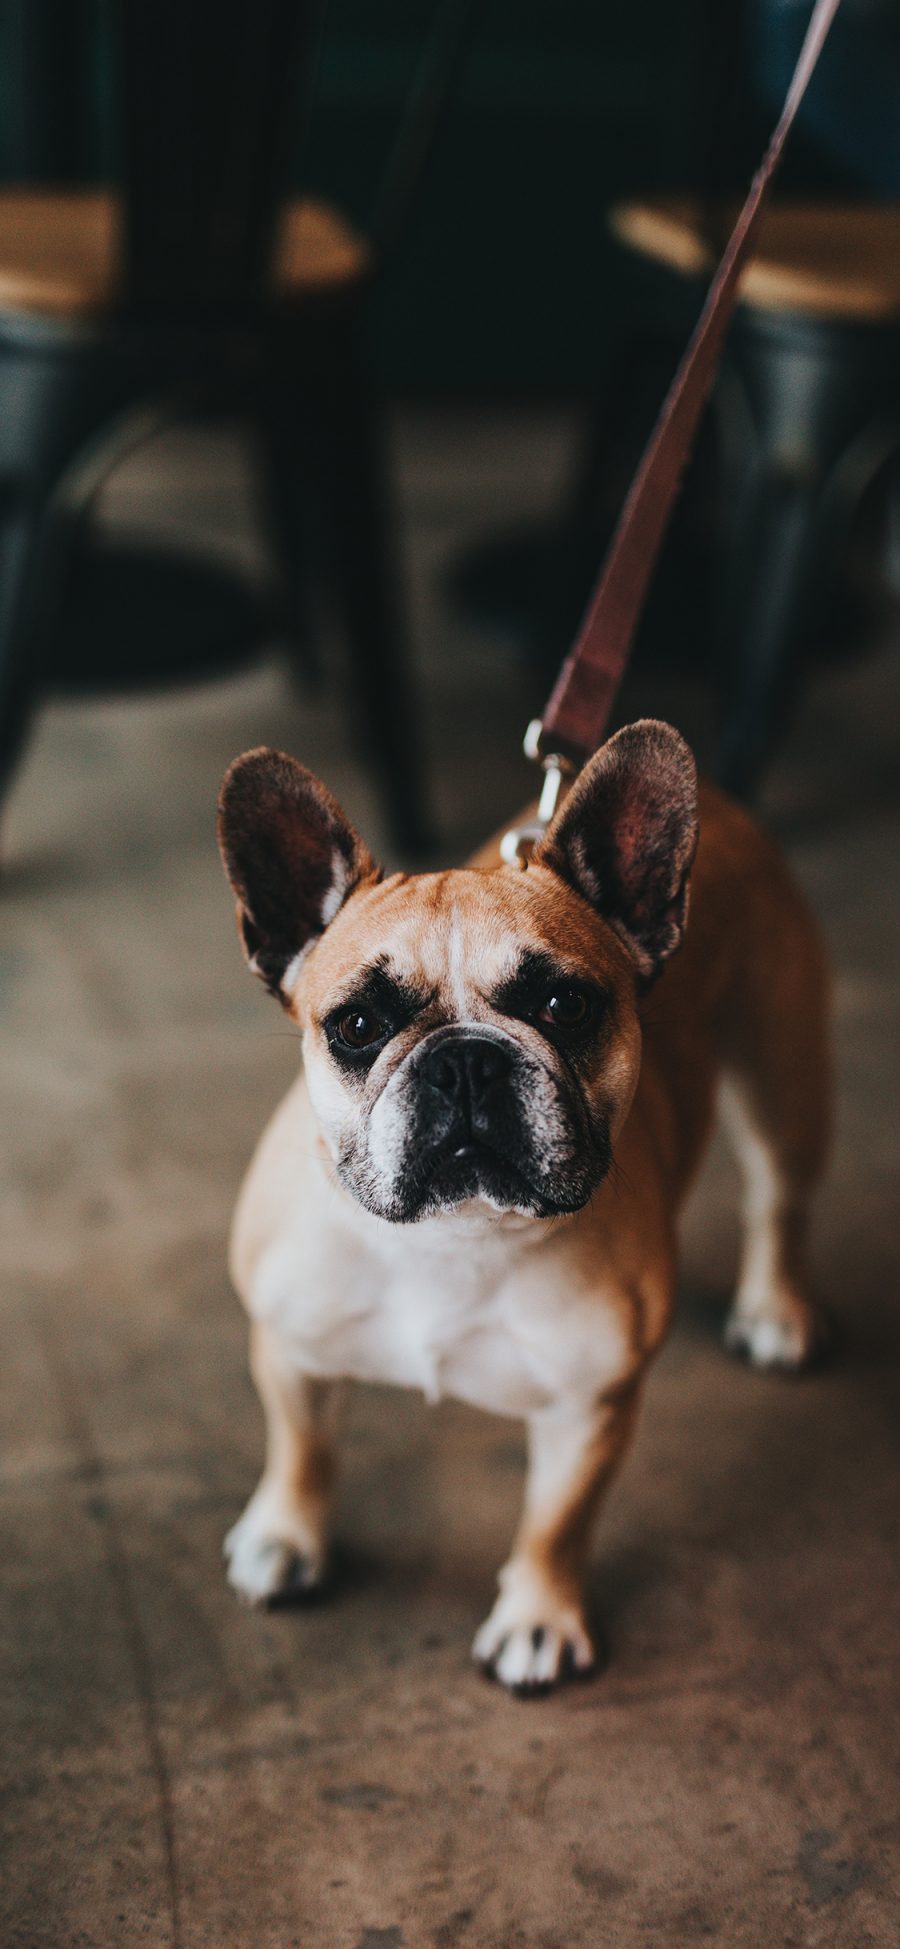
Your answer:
[217,748,379,1002]
[534,719,699,983]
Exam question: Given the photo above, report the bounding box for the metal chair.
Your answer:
[513,0,900,798]
[608,0,900,797]
[608,196,900,796]
[0,0,457,853]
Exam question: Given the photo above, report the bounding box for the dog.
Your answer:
[216,720,830,1694]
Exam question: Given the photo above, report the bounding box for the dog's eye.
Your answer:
[337,1009,383,1049]
[536,987,591,1029]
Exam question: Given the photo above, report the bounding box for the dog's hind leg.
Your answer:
[225,1321,342,1605]
[717,873,831,1370]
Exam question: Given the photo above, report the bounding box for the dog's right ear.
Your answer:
[217,748,379,1002]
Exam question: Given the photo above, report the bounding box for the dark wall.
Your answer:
[0,1,892,390]
[301,0,736,390]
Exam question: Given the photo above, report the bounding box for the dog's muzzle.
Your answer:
[396,1028,597,1219]
[339,1025,611,1223]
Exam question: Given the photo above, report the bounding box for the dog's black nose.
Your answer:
[421,1036,512,1103]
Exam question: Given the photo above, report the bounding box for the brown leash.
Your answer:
[503,0,843,864]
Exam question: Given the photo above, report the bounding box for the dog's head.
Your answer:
[217,722,698,1224]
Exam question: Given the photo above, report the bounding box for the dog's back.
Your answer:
[635,779,831,1364]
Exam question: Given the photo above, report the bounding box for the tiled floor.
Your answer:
[2,409,898,1947]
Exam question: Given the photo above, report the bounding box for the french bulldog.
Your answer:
[216,720,830,1694]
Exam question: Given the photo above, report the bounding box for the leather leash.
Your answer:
[502,0,843,866]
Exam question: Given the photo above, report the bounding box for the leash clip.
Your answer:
[499,720,574,870]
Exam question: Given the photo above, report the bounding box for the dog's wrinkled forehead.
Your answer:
[294,864,629,1020]
[344,883,516,1014]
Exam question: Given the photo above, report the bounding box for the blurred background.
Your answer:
[1,5,898,1946]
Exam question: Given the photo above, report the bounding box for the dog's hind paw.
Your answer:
[224,1499,327,1608]
[724,1294,826,1372]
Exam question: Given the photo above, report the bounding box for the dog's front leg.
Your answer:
[473,1379,642,1694]
[225,1321,342,1606]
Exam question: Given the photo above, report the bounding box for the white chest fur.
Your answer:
[246,1187,629,1421]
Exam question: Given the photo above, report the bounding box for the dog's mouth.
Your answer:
[335,1064,613,1224]
[393,1130,602,1222]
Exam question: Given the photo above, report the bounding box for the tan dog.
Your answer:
[216,721,830,1694]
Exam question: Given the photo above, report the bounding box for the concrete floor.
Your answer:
[2,410,898,1948]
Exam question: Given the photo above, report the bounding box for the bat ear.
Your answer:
[534,720,699,983]
[217,748,379,1003]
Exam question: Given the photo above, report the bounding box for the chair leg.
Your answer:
[253,404,321,688]
[715,464,825,798]
[0,336,152,844]
[714,312,900,798]
[280,335,430,854]
[0,504,48,817]
[329,382,430,853]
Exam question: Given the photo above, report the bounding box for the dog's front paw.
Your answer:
[472,1565,597,1696]
[224,1493,327,1608]
[724,1292,826,1371]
